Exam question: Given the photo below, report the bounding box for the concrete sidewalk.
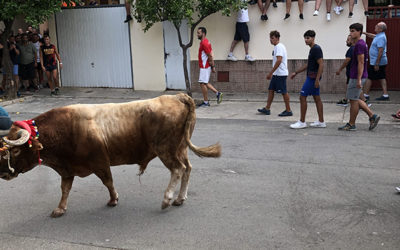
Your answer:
[1,87,399,127]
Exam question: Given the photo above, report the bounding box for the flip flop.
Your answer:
[391,114,400,120]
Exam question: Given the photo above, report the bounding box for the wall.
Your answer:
[189,1,366,60]
[189,1,366,93]
[130,20,166,91]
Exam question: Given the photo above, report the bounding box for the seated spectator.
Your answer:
[313,0,336,21]
[124,2,133,23]
[0,106,12,136]
[257,0,271,21]
[285,0,304,20]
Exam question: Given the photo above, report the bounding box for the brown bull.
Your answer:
[0,93,221,217]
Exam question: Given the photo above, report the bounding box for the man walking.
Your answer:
[258,30,292,117]
[338,23,380,131]
[290,30,325,129]
[18,33,37,91]
[335,35,354,107]
[227,6,256,62]
[197,27,223,107]
[363,22,389,101]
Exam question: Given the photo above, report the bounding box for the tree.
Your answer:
[0,0,76,99]
[131,0,245,96]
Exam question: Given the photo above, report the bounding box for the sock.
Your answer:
[204,100,209,104]
[383,94,389,97]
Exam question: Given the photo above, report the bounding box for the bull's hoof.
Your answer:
[161,201,170,210]
[107,198,118,207]
[172,199,185,206]
[51,208,66,218]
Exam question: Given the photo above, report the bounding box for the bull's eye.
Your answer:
[11,148,21,157]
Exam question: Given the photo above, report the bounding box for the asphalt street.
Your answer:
[0,90,399,250]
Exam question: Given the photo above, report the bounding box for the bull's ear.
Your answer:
[31,139,43,151]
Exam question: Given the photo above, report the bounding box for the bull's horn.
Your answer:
[3,129,30,146]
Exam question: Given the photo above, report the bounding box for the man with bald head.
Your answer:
[363,22,389,101]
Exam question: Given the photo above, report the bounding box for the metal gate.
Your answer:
[56,6,133,88]
[367,6,400,90]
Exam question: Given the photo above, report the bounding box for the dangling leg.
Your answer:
[160,156,185,209]
[94,168,119,207]
[51,176,74,218]
[173,156,192,206]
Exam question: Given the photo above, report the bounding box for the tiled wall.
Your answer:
[190,60,348,93]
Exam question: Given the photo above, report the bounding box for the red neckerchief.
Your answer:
[13,120,41,165]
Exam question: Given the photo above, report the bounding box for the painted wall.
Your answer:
[130,20,166,91]
[190,1,366,60]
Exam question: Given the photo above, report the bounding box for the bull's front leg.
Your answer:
[51,176,74,218]
[94,169,119,207]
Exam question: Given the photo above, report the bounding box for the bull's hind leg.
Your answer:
[51,176,74,218]
[159,156,185,209]
[172,157,192,206]
[94,168,119,207]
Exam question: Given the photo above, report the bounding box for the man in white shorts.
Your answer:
[197,27,223,107]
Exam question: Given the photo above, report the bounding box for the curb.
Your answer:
[0,96,34,106]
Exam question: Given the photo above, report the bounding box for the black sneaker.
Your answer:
[55,87,60,95]
[278,110,293,117]
[369,114,380,130]
[260,14,268,21]
[124,15,133,23]
[336,98,348,107]
[364,11,369,17]
[348,12,353,18]
[197,101,210,108]
[257,107,270,115]
[273,1,277,7]
[338,123,356,131]
[51,91,56,96]
[299,13,304,19]
[375,95,389,101]
[284,13,290,20]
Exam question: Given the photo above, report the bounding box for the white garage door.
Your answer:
[56,6,133,88]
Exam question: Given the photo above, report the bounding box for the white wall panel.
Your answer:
[56,6,133,88]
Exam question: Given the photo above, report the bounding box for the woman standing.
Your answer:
[40,35,62,96]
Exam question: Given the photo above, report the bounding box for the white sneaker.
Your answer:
[334,6,341,15]
[227,54,238,62]
[313,10,319,16]
[326,13,331,21]
[290,121,307,129]
[310,121,327,128]
[245,55,255,62]
[396,186,400,192]
[338,6,344,12]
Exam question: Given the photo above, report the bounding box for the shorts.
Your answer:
[199,67,211,84]
[19,62,36,80]
[367,64,386,80]
[347,78,366,100]
[13,64,18,75]
[45,65,57,72]
[234,22,250,43]
[300,77,320,96]
[268,75,287,94]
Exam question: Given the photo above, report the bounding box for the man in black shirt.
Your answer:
[290,30,325,129]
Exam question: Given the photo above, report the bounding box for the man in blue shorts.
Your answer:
[257,30,292,117]
[290,30,325,129]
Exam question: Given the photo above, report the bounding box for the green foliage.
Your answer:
[131,0,246,32]
[0,0,77,27]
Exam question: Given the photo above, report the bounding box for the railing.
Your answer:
[368,6,400,19]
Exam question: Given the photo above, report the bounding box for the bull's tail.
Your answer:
[176,93,221,158]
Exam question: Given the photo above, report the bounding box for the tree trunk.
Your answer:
[181,46,192,97]
[1,18,17,100]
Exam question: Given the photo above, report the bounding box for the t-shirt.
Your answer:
[41,44,57,67]
[33,41,41,63]
[237,8,249,23]
[198,38,212,69]
[345,46,354,78]
[19,42,37,65]
[349,39,368,79]
[272,43,288,76]
[307,44,323,79]
[369,32,387,66]
[8,42,20,65]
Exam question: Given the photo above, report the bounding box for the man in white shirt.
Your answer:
[258,30,292,116]
[227,7,256,62]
